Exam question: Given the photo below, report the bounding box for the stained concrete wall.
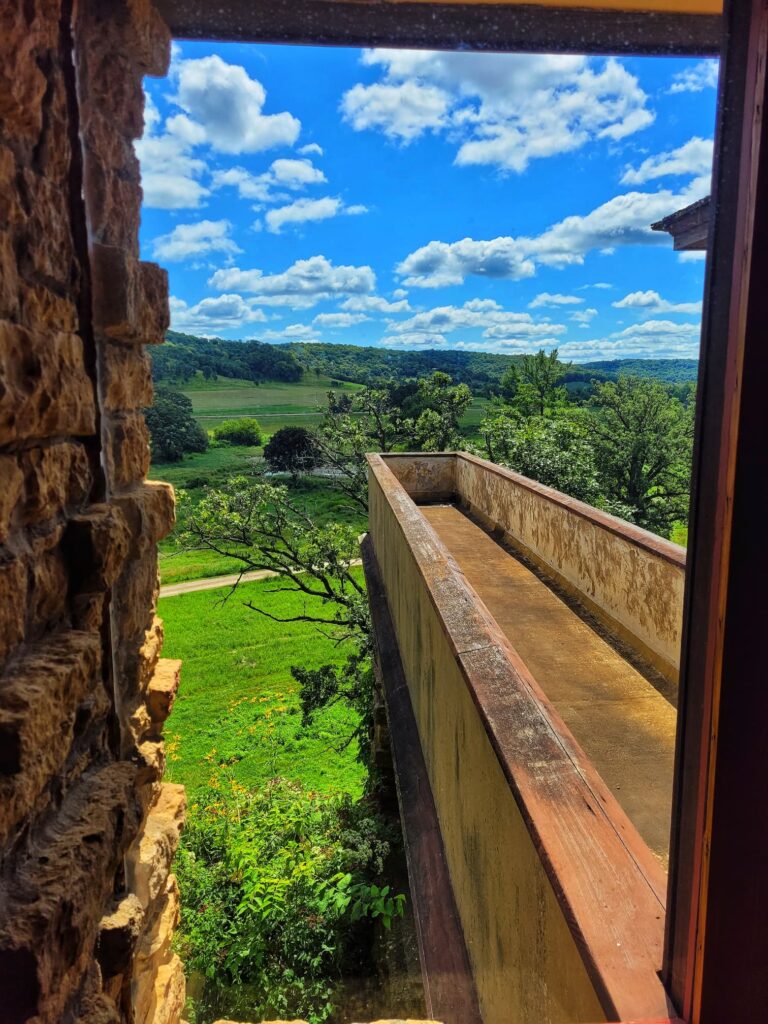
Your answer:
[0,3,184,1022]
[368,455,671,1024]
[381,453,685,685]
[454,454,686,683]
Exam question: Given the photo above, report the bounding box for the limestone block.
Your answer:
[0,455,23,542]
[97,894,146,980]
[146,659,181,724]
[82,144,142,254]
[114,481,176,557]
[104,411,151,490]
[0,144,23,227]
[0,631,102,843]
[0,229,19,319]
[91,245,169,346]
[0,761,141,1024]
[28,529,70,635]
[127,782,186,912]
[140,616,165,690]
[111,552,160,684]
[18,281,79,333]
[19,169,76,287]
[0,5,47,141]
[0,323,96,445]
[136,952,186,1024]
[65,504,132,593]
[18,443,92,526]
[101,340,154,412]
[0,558,27,666]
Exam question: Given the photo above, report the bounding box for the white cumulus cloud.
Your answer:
[209,255,376,309]
[169,294,267,334]
[173,54,300,154]
[342,51,653,171]
[668,60,719,94]
[528,293,583,308]
[621,137,713,186]
[313,312,370,328]
[152,219,242,262]
[612,290,702,314]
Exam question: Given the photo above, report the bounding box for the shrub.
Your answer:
[144,387,208,463]
[176,773,405,1023]
[213,417,263,447]
[263,427,320,479]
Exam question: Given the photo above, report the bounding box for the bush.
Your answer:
[144,387,208,463]
[213,417,263,447]
[177,773,405,1023]
[263,427,320,479]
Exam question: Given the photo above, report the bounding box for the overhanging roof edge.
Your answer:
[155,0,721,57]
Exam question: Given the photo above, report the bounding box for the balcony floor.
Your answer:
[421,503,676,865]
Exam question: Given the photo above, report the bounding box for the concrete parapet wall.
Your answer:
[367,454,672,1024]
[453,453,686,684]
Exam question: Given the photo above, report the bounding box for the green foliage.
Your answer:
[264,427,321,479]
[500,348,569,417]
[176,773,405,1023]
[478,412,601,503]
[145,387,209,462]
[408,371,473,450]
[153,332,302,385]
[158,576,366,799]
[212,417,263,446]
[589,376,694,535]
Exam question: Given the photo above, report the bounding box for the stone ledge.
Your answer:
[0,631,104,844]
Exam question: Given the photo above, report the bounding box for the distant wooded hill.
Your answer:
[154,333,698,395]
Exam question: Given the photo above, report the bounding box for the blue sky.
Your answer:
[137,43,717,362]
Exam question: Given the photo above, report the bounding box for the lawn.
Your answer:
[159,575,365,799]
[171,374,362,435]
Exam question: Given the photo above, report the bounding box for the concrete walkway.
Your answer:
[159,560,362,599]
[422,504,676,864]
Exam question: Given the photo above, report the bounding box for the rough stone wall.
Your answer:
[0,2,185,1022]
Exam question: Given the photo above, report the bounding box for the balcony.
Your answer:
[364,451,685,1024]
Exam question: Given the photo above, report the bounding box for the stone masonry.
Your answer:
[0,2,185,1022]
[0,3,444,1023]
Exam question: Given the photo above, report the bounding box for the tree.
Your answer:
[263,426,320,479]
[478,411,601,503]
[213,417,262,446]
[180,476,373,758]
[500,349,568,417]
[588,376,694,535]
[405,371,472,450]
[144,387,208,463]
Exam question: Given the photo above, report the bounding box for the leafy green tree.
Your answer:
[500,348,569,416]
[144,387,208,463]
[588,376,694,535]
[180,475,373,758]
[406,371,472,450]
[212,417,262,446]
[478,411,601,503]
[263,427,320,479]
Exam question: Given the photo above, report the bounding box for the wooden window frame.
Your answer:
[154,2,768,1019]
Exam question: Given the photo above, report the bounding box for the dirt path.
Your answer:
[159,560,363,599]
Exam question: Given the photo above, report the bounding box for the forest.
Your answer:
[152,331,698,399]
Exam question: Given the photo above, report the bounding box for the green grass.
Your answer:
[149,446,368,585]
[168,374,361,436]
[159,576,365,799]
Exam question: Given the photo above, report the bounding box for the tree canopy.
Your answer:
[144,387,208,463]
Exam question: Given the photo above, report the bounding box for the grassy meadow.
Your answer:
[149,371,487,585]
[172,373,362,434]
[159,576,365,799]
